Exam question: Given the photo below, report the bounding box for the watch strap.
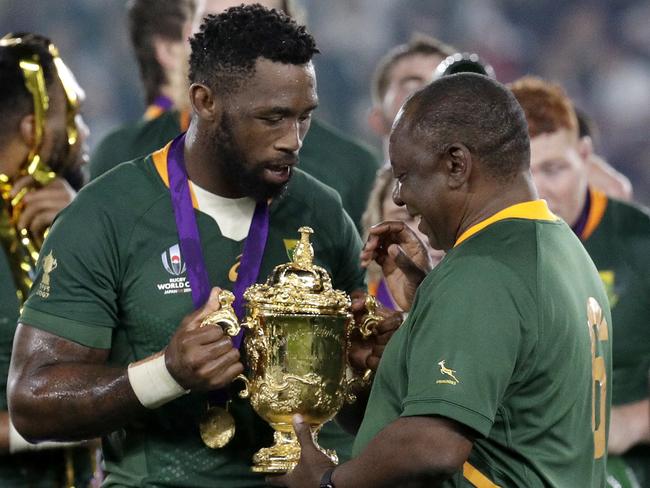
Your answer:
[320,467,336,488]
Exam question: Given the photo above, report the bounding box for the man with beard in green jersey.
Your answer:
[91,0,379,233]
[7,7,389,486]
[511,76,650,488]
[270,73,612,488]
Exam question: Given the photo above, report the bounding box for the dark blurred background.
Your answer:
[2,0,649,204]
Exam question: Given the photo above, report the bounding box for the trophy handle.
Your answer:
[235,374,251,399]
[200,290,241,337]
[357,295,381,338]
[344,368,374,403]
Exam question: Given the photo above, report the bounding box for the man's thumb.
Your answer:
[292,414,314,449]
[194,287,223,324]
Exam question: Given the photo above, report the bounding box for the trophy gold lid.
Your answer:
[244,227,350,316]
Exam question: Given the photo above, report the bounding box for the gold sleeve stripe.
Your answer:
[463,462,500,487]
[151,141,199,209]
[581,188,608,241]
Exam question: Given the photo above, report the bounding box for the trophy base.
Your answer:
[251,429,338,473]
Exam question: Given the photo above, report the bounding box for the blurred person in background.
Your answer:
[367,34,454,167]
[0,32,97,487]
[511,76,650,487]
[91,0,379,233]
[89,0,198,179]
[576,108,633,202]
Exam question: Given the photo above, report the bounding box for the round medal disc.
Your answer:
[200,406,236,448]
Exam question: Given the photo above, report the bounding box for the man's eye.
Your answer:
[261,116,283,124]
[298,113,312,123]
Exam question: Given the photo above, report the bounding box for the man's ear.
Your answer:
[368,106,390,137]
[445,143,472,190]
[18,114,36,148]
[189,83,221,122]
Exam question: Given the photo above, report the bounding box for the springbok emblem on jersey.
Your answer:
[437,360,459,385]
[161,244,186,276]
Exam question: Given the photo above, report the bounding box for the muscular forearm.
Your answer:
[330,417,472,487]
[9,362,143,442]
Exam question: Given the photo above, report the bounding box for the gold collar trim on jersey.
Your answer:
[151,141,199,209]
[581,187,608,241]
[463,462,500,487]
[455,200,558,247]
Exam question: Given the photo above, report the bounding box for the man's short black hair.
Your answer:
[0,34,57,142]
[189,4,318,95]
[400,73,530,181]
[127,0,196,105]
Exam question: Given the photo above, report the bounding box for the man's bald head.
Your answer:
[393,73,530,182]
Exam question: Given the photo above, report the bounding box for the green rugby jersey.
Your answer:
[353,200,613,487]
[580,188,650,486]
[89,110,189,181]
[90,112,379,232]
[21,144,364,487]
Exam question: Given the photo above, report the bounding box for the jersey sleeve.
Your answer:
[400,256,534,437]
[20,192,121,349]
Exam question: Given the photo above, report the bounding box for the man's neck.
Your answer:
[183,125,245,199]
[453,172,539,246]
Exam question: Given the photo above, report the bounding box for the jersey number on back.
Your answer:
[587,297,608,459]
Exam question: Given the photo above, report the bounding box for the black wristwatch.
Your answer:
[320,467,336,488]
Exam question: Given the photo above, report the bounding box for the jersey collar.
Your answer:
[143,96,191,131]
[151,140,199,209]
[578,187,608,241]
[454,200,559,247]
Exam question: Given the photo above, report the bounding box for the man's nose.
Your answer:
[392,180,405,207]
[275,121,302,153]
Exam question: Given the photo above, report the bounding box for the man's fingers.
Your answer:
[388,244,427,282]
[204,359,244,389]
[29,209,58,235]
[367,355,380,371]
[8,175,35,198]
[374,312,403,335]
[367,220,406,237]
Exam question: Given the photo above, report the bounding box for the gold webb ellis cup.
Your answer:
[218,226,380,473]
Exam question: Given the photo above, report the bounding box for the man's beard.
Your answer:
[210,114,296,201]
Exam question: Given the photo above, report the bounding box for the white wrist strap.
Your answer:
[9,421,80,453]
[127,352,189,409]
